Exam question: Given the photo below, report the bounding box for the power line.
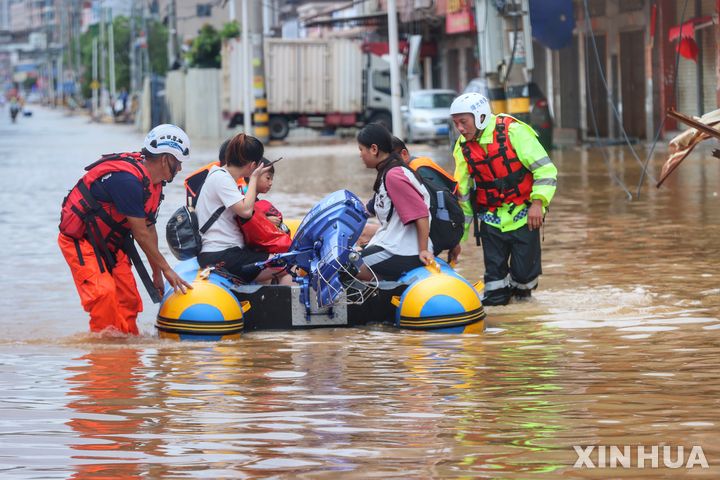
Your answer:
[581,0,657,195]
[636,0,690,198]
[583,23,633,201]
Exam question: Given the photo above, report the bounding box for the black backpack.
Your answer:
[384,161,465,255]
[166,205,225,260]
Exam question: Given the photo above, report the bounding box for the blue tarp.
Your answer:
[529,0,576,50]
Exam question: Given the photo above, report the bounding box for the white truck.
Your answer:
[222,38,396,140]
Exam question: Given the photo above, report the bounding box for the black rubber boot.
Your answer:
[512,288,533,302]
[482,287,512,306]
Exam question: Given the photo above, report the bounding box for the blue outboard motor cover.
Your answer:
[291,190,367,257]
[290,190,368,306]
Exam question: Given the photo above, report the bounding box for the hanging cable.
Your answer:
[581,0,656,193]
[583,21,633,200]
[503,13,520,88]
[636,0,690,198]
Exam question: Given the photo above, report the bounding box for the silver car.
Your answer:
[401,89,457,143]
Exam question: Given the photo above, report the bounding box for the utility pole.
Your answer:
[387,0,403,136]
[167,0,176,68]
[263,0,273,35]
[45,11,54,105]
[99,2,107,114]
[58,4,66,105]
[229,0,236,22]
[250,0,268,142]
[129,0,137,94]
[141,0,150,78]
[241,0,252,134]
[108,8,116,104]
[92,36,99,118]
[73,1,82,99]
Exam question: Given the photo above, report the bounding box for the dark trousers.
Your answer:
[480,222,541,306]
[198,247,269,283]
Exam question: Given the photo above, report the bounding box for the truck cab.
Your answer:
[362,52,399,131]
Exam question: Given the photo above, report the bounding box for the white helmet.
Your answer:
[144,124,190,162]
[450,93,492,130]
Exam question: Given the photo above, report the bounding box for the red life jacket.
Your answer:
[461,115,533,211]
[254,199,283,222]
[59,153,163,270]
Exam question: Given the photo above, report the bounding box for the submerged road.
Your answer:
[0,106,719,477]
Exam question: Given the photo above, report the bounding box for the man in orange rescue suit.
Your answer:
[450,93,557,305]
[58,124,193,335]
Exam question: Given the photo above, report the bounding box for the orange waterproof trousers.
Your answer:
[58,233,142,334]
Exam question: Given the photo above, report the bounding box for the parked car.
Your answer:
[401,89,457,143]
[450,78,553,151]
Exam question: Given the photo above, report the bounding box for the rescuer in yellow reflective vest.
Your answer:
[450,92,557,305]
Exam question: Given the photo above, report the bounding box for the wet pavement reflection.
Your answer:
[0,107,719,478]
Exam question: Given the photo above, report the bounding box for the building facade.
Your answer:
[397,0,720,141]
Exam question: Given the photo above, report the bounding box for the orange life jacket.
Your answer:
[185,161,247,207]
[460,116,533,211]
[59,152,163,271]
[408,156,458,195]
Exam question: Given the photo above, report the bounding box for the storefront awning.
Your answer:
[304,12,387,28]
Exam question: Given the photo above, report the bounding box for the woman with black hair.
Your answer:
[195,133,291,284]
[356,123,434,281]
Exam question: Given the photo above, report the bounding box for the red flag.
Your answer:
[676,37,699,61]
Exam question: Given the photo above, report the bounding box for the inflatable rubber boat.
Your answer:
[156,190,485,341]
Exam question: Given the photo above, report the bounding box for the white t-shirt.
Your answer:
[195,166,246,252]
[368,167,433,256]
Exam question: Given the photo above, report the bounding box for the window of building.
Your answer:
[197,4,212,17]
[619,0,644,13]
[588,0,605,17]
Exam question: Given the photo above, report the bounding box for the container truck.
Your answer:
[222,38,396,140]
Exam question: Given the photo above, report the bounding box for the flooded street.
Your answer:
[1,106,719,478]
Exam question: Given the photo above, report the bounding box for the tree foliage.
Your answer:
[187,24,221,68]
[79,16,168,99]
[220,21,240,40]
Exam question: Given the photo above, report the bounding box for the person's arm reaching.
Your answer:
[126,216,192,294]
[147,224,168,295]
[384,168,434,265]
[508,122,557,231]
[414,216,434,265]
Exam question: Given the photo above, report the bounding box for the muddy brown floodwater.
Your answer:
[0,107,718,478]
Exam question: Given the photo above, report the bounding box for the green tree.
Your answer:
[79,16,167,99]
[187,24,221,68]
[220,20,240,40]
[148,20,169,75]
[79,24,99,99]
